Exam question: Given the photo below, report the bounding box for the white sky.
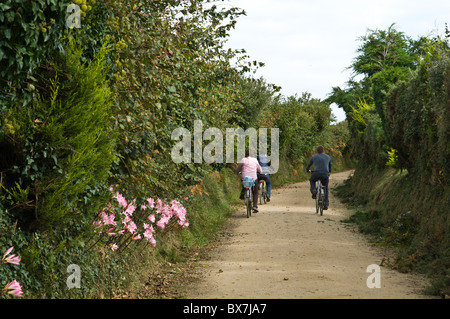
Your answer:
[222,0,450,122]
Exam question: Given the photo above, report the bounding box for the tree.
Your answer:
[326,24,424,166]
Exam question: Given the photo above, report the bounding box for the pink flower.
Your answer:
[146,198,155,209]
[4,280,23,297]
[110,244,119,251]
[155,198,163,212]
[123,202,136,216]
[1,246,20,265]
[143,224,155,241]
[147,214,156,223]
[100,211,116,226]
[125,220,137,234]
[115,192,127,207]
[156,215,170,230]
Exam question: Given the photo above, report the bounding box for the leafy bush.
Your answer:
[2,40,116,228]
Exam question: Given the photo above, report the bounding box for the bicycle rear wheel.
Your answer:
[319,187,324,216]
[259,182,263,205]
[315,181,320,214]
[246,189,252,218]
[261,182,266,204]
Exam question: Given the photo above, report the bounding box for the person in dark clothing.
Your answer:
[306,145,332,209]
[257,153,272,202]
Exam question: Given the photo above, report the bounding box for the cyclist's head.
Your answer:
[316,145,324,153]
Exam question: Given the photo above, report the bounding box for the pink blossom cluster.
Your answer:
[93,190,189,251]
[1,247,23,298]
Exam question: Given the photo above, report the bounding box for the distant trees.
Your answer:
[327,23,450,180]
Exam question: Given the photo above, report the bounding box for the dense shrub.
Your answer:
[330,24,450,296]
[386,46,450,183]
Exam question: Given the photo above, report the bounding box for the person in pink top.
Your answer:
[236,149,262,212]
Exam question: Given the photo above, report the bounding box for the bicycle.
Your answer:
[242,176,255,218]
[309,170,328,216]
[258,179,267,205]
[315,179,326,216]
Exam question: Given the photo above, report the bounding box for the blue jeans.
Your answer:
[310,172,329,205]
[257,173,271,197]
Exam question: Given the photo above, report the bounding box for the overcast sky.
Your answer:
[222,0,450,122]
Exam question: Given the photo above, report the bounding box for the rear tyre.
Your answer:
[315,195,319,214]
[262,183,266,204]
[246,190,252,218]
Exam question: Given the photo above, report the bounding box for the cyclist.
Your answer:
[236,149,262,212]
[306,145,332,210]
[257,153,272,202]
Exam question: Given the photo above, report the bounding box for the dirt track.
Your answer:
[186,170,432,299]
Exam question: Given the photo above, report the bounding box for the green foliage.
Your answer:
[92,0,262,200]
[0,0,351,299]
[3,40,117,227]
[0,0,72,108]
[385,42,450,181]
[386,148,399,168]
[0,0,272,298]
[231,77,280,129]
[352,24,416,76]
[349,99,372,136]
[36,41,116,224]
[261,93,333,165]
[331,24,450,296]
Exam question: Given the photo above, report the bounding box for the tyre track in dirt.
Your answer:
[186,170,433,299]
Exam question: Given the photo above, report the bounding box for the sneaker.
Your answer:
[252,207,258,213]
[266,196,270,202]
[240,193,245,200]
[312,190,317,199]
[324,205,328,210]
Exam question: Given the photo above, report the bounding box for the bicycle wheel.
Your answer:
[246,189,252,218]
[319,196,323,216]
[262,184,267,204]
[260,182,266,205]
[319,187,324,216]
[258,182,263,205]
[315,181,320,214]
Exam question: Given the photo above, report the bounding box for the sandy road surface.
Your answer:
[186,170,432,299]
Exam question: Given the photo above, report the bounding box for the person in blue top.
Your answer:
[306,145,332,209]
[257,153,272,202]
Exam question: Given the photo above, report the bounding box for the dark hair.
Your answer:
[316,145,324,153]
[245,149,255,157]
